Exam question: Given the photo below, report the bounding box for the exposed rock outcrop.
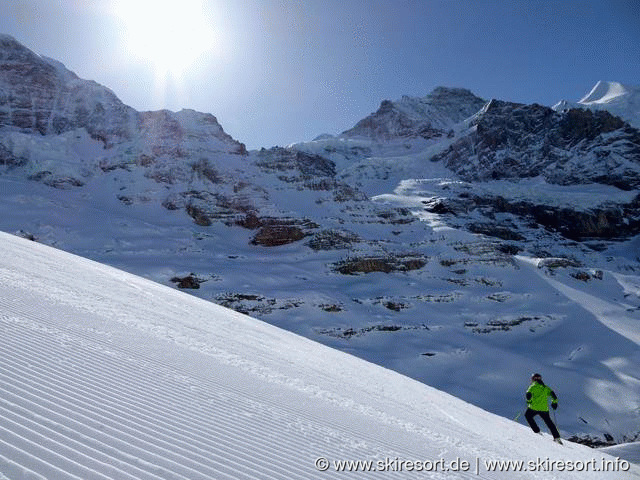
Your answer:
[433,100,640,190]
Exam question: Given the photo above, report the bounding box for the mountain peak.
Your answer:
[341,87,486,140]
[0,33,26,47]
[0,35,138,141]
[0,33,19,45]
[427,85,482,100]
[0,36,245,152]
[553,81,640,129]
[579,80,632,105]
[0,33,44,64]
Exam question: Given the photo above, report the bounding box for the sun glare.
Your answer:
[114,0,216,77]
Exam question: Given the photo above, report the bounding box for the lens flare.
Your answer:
[114,0,216,77]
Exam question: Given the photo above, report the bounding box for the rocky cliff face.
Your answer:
[0,34,137,143]
[414,98,640,240]
[0,34,245,166]
[0,34,247,197]
[433,99,640,190]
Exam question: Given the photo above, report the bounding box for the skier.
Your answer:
[524,373,562,444]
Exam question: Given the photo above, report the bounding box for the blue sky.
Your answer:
[1,0,639,149]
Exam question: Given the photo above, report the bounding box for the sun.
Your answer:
[113,0,216,77]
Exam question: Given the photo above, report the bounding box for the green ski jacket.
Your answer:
[526,381,558,412]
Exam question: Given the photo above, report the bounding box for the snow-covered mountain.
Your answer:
[342,86,487,141]
[3,231,639,479]
[1,35,639,451]
[0,34,137,142]
[553,81,640,129]
[436,99,640,189]
[0,33,245,189]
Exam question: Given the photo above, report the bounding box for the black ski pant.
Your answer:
[525,408,560,439]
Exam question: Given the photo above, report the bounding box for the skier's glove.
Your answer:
[552,403,558,410]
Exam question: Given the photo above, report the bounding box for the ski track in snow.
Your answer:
[0,232,638,479]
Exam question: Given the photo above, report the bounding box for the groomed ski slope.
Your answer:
[0,232,637,480]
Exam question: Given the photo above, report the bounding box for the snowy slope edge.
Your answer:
[0,231,638,479]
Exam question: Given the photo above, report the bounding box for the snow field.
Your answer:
[0,232,638,479]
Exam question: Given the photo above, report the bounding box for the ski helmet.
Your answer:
[531,373,542,382]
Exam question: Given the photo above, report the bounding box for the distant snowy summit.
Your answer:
[341,87,487,140]
[553,80,640,129]
[580,81,633,104]
[340,81,640,145]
